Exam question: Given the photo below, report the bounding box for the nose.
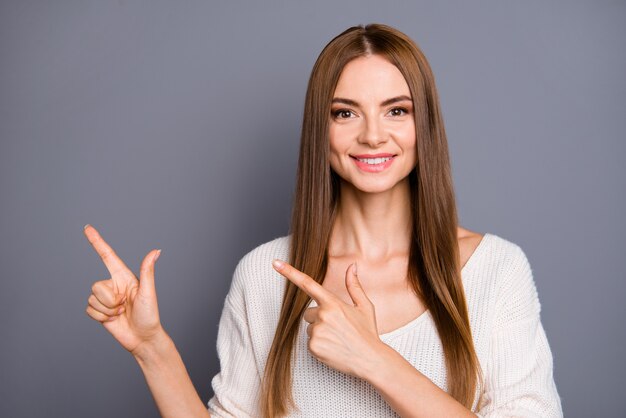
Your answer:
[358,115,387,147]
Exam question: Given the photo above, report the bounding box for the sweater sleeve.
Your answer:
[476,245,563,418]
[207,261,262,418]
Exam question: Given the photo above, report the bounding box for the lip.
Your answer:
[351,155,396,173]
[350,153,396,159]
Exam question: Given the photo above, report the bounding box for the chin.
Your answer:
[344,178,406,195]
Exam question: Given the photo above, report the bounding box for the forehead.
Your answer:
[333,54,411,99]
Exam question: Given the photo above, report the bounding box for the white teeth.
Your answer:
[357,157,392,165]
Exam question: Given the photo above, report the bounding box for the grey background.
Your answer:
[1,1,624,417]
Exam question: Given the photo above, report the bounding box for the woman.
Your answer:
[84,24,562,417]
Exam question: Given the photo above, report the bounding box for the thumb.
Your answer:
[138,249,161,298]
[345,262,372,308]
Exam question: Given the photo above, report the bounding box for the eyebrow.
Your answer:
[331,95,412,107]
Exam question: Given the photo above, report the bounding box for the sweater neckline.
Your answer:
[378,232,492,341]
[460,232,491,275]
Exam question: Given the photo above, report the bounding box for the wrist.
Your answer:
[132,327,173,364]
[358,340,401,383]
[361,341,425,390]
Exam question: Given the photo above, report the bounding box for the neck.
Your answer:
[329,178,412,262]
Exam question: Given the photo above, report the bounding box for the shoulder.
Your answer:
[459,226,530,277]
[458,227,486,269]
[460,232,543,337]
[228,235,291,297]
[462,230,538,307]
[482,232,529,267]
[237,235,291,268]
[235,235,291,274]
[481,233,541,323]
[482,233,535,291]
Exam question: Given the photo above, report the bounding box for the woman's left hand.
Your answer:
[272,259,389,379]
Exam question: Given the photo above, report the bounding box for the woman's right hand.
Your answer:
[84,224,164,356]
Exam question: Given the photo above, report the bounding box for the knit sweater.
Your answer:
[207,233,563,417]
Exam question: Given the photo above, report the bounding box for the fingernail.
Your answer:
[154,249,162,263]
[83,224,90,230]
[272,259,284,270]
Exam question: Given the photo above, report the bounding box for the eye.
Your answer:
[332,109,355,119]
[388,107,409,117]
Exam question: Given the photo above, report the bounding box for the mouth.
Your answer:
[349,154,397,172]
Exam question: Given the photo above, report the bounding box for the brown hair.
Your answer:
[261,23,482,417]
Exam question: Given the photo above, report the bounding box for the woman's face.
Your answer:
[329,54,417,195]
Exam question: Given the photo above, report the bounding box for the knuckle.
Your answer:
[333,307,347,322]
[101,248,119,264]
[85,306,99,320]
[318,309,331,322]
[100,249,112,260]
[301,283,313,295]
[325,298,339,308]
[308,339,323,356]
[310,325,322,339]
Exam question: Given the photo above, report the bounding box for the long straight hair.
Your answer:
[261,23,482,417]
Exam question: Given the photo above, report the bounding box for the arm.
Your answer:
[83,225,210,418]
[366,246,563,418]
[206,254,264,417]
[273,260,475,418]
[130,248,262,418]
[362,343,477,418]
[133,330,211,418]
[272,245,562,418]
[475,246,563,417]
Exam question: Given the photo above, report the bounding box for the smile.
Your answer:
[350,155,396,173]
[356,157,392,164]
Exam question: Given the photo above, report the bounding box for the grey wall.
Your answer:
[1,1,624,417]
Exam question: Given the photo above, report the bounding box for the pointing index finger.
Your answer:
[83,224,131,278]
[272,259,335,305]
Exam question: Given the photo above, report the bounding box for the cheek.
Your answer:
[328,145,354,180]
[328,147,344,174]
[397,126,417,155]
[328,126,349,161]
[394,123,416,144]
[396,125,417,166]
[328,130,340,171]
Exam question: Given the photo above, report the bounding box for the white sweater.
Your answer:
[207,233,563,417]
